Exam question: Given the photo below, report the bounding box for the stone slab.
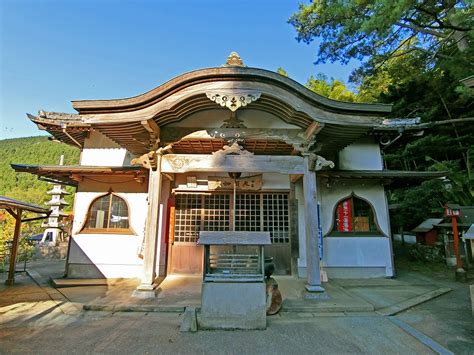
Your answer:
[180,307,198,332]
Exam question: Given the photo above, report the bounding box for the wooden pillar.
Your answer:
[302,155,324,292]
[5,209,22,286]
[137,153,163,291]
[289,182,299,276]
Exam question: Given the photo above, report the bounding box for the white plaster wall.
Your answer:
[296,176,394,278]
[81,148,132,166]
[338,138,383,170]
[81,130,134,166]
[323,237,393,276]
[69,191,147,278]
[318,179,393,277]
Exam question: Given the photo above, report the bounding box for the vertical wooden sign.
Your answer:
[337,199,353,232]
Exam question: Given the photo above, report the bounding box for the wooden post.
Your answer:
[452,216,462,269]
[289,182,299,276]
[5,209,22,286]
[137,153,163,291]
[302,155,324,292]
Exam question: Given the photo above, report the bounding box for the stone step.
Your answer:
[51,278,110,287]
[83,304,189,313]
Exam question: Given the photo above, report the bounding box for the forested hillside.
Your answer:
[0,136,80,208]
[0,136,80,259]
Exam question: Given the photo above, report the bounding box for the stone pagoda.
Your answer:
[41,156,69,245]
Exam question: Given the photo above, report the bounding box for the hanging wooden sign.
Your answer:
[208,175,262,191]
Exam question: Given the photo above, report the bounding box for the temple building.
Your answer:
[12,52,443,293]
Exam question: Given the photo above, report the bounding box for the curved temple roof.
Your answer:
[28,53,422,157]
[70,66,392,116]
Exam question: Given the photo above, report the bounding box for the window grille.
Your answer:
[203,194,230,232]
[235,193,261,232]
[174,194,202,242]
[263,193,289,243]
[173,192,289,244]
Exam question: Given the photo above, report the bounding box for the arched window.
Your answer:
[332,196,379,234]
[82,193,131,233]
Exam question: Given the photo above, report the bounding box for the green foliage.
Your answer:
[289,0,473,79]
[427,155,474,205]
[389,179,447,230]
[306,73,360,102]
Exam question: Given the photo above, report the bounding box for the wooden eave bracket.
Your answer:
[141,119,161,149]
[294,121,324,154]
[131,150,159,170]
[302,121,324,141]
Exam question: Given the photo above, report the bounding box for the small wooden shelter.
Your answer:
[0,196,50,285]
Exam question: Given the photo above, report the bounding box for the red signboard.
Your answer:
[444,208,461,217]
[337,199,353,232]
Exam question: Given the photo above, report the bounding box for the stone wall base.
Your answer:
[35,242,68,260]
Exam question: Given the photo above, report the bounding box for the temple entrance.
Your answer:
[168,191,291,275]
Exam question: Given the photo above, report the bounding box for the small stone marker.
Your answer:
[180,307,198,332]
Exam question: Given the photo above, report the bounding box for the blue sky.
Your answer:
[0,0,357,139]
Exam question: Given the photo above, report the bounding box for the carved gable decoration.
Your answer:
[212,142,253,157]
[224,51,245,67]
[206,92,261,112]
[211,141,253,165]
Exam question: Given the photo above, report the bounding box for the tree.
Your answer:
[306,73,359,102]
[288,1,474,232]
[289,0,473,80]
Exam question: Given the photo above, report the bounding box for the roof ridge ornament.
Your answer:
[224,51,245,67]
[206,91,261,112]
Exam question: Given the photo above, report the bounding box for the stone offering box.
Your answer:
[197,231,271,330]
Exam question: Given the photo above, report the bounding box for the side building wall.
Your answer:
[67,131,150,279]
[297,138,394,278]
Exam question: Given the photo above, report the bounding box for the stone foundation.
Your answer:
[199,282,267,330]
